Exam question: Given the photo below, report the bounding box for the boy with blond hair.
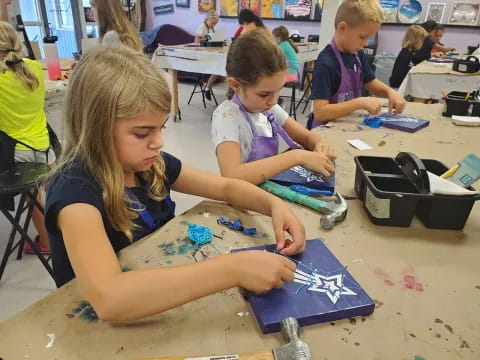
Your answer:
[308,0,406,129]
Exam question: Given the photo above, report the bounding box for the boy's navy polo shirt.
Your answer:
[311,44,376,100]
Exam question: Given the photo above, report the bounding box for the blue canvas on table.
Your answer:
[232,239,375,334]
[366,113,430,133]
[269,165,335,193]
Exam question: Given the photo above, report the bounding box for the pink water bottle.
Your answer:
[43,35,62,80]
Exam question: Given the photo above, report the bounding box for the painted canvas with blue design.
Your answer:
[232,239,375,334]
[269,165,335,193]
[366,113,429,133]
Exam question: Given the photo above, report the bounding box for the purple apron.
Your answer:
[231,94,302,162]
[307,40,363,130]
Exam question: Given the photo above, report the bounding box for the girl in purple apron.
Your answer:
[212,29,336,186]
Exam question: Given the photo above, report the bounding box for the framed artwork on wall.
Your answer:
[261,0,283,19]
[425,2,446,23]
[198,0,216,12]
[220,0,239,16]
[285,0,312,20]
[448,2,480,25]
[176,0,190,8]
[239,0,261,15]
[380,0,400,22]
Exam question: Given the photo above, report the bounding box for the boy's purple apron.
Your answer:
[232,94,335,192]
[307,40,363,130]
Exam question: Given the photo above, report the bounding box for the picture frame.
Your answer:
[425,2,446,23]
[83,7,95,23]
[448,2,480,25]
[175,0,190,8]
[198,0,216,12]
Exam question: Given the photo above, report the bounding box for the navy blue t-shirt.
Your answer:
[311,44,376,100]
[45,152,182,287]
[412,37,435,65]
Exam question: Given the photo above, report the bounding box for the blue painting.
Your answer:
[397,0,423,23]
[232,239,375,334]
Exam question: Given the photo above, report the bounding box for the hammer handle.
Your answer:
[139,351,274,360]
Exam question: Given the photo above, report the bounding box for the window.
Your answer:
[53,0,74,30]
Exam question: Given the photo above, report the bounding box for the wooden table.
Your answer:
[1,103,479,359]
[398,60,480,101]
[151,43,319,121]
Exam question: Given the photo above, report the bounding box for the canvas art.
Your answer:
[261,0,283,19]
[285,0,312,20]
[232,240,375,334]
[425,2,446,23]
[313,0,323,21]
[176,0,190,8]
[220,0,239,16]
[448,2,480,25]
[154,4,174,15]
[380,0,399,22]
[269,165,336,193]
[239,0,261,15]
[198,0,216,12]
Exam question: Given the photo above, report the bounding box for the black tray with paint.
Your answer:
[354,152,479,229]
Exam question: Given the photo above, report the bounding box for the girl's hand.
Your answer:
[296,149,334,178]
[314,142,337,161]
[270,200,306,255]
[387,91,406,114]
[230,250,296,293]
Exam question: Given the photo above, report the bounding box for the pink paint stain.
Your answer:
[404,275,424,292]
[384,279,395,286]
[373,267,395,286]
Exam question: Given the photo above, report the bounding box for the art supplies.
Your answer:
[452,115,480,126]
[441,153,480,188]
[363,113,430,133]
[232,239,375,334]
[269,165,335,193]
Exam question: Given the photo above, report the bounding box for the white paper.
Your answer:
[347,139,373,150]
[428,171,479,196]
[452,115,480,127]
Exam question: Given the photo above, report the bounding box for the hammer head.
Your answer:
[320,193,348,230]
[272,318,312,360]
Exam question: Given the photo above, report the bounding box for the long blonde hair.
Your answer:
[91,0,143,52]
[402,25,428,51]
[54,46,171,239]
[0,21,39,91]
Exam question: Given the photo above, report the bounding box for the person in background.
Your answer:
[412,20,454,64]
[272,26,299,83]
[389,25,428,89]
[309,0,405,128]
[195,10,220,101]
[90,0,143,52]
[0,21,53,254]
[234,9,271,37]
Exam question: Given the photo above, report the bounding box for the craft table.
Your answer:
[397,60,480,101]
[151,43,319,120]
[0,103,478,359]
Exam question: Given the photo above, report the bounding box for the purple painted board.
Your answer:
[269,166,335,192]
[232,239,375,334]
[376,113,430,133]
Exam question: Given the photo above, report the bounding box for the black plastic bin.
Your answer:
[354,152,479,229]
[444,91,480,117]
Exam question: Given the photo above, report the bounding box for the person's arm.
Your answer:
[433,43,455,52]
[282,117,336,160]
[365,78,406,114]
[194,35,205,43]
[59,202,297,322]
[1,0,11,22]
[313,97,382,121]
[216,141,334,185]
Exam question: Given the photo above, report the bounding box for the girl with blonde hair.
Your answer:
[45,45,305,321]
[90,0,143,51]
[0,21,53,254]
[389,25,428,88]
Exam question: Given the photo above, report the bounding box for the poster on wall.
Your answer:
[397,0,423,23]
[380,0,399,22]
[448,2,480,25]
[425,2,446,23]
[313,0,323,21]
[154,4,174,15]
[285,0,312,20]
[261,0,283,18]
[220,0,239,16]
[176,0,190,8]
[198,0,216,12]
[239,0,261,15]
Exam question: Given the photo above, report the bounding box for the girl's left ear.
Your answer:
[227,77,241,92]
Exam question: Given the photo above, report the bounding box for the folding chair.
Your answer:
[0,162,54,283]
[187,75,218,108]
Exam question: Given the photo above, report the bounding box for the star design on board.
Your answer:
[293,269,357,304]
[290,166,326,182]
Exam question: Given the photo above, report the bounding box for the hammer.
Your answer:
[140,317,311,360]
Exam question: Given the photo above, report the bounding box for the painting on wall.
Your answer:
[380,0,399,22]
[425,2,446,23]
[154,4,174,15]
[198,0,216,12]
[448,2,480,25]
[239,0,261,15]
[176,0,190,8]
[261,0,283,18]
[220,0,239,16]
[313,0,323,21]
[285,0,312,20]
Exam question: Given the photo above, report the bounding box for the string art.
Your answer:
[217,216,258,236]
